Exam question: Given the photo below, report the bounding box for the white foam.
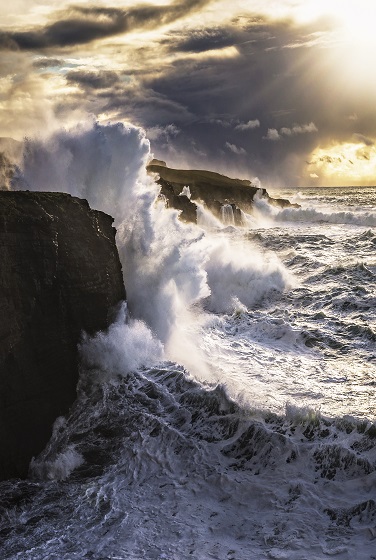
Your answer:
[253,193,376,227]
[14,121,292,382]
[220,203,235,225]
[203,234,293,313]
[196,202,223,229]
[179,185,191,199]
[79,302,164,383]
[30,446,84,481]
[15,121,151,223]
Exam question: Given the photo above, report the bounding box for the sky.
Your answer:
[1,0,376,187]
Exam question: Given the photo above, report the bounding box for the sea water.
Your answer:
[1,123,375,559]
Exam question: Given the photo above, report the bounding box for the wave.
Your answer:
[14,122,151,222]
[26,363,376,496]
[79,302,164,385]
[12,122,292,381]
[2,365,375,558]
[33,365,376,481]
[3,121,375,558]
[253,192,376,227]
[355,229,376,243]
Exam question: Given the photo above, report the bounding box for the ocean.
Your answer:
[1,123,375,559]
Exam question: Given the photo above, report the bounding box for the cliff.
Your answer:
[0,192,126,480]
[147,160,298,224]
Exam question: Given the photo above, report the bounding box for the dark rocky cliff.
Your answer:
[0,192,126,480]
[147,160,298,224]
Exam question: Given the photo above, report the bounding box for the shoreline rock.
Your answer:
[0,192,126,480]
[147,160,299,223]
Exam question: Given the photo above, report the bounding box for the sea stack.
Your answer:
[0,192,126,480]
[147,159,298,224]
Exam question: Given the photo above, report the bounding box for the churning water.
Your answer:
[1,123,375,559]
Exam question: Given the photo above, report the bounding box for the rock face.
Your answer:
[147,160,299,224]
[0,192,126,480]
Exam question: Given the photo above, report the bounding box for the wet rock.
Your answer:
[147,160,298,224]
[0,192,126,480]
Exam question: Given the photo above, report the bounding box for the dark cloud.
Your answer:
[0,33,19,50]
[131,14,376,184]
[54,14,335,182]
[139,19,325,177]
[4,4,374,185]
[0,0,213,50]
[32,58,65,68]
[168,27,235,53]
[103,87,193,126]
[66,70,120,89]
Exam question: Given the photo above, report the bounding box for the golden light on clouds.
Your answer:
[1,0,376,185]
[177,45,239,62]
[308,142,376,186]
[3,0,376,38]
[0,73,54,139]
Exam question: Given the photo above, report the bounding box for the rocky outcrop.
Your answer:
[0,192,126,480]
[147,160,298,224]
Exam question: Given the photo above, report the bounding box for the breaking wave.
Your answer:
[13,121,291,381]
[1,121,375,560]
[253,191,376,227]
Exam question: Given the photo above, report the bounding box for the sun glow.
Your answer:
[294,1,376,54]
[292,0,376,92]
[308,141,376,186]
[294,0,376,34]
[336,2,376,44]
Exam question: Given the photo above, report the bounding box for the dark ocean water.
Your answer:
[1,124,375,559]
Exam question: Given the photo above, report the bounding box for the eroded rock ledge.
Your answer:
[147,160,298,224]
[0,192,126,480]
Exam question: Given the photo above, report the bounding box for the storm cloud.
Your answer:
[167,27,235,53]
[0,0,213,50]
[66,70,120,90]
[42,10,371,184]
[1,1,375,185]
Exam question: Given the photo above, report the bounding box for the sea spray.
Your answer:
[17,122,150,220]
[220,203,235,225]
[79,302,164,384]
[14,122,212,376]
[1,125,376,560]
[13,121,291,382]
[253,190,376,227]
[30,446,84,481]
[202,235,293,313]
[196,201,223,229]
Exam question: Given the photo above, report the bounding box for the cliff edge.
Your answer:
[147,160,298,224]
[0,192,126,480]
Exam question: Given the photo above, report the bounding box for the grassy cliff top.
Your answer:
[147,160,253,190]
